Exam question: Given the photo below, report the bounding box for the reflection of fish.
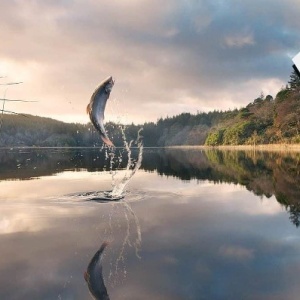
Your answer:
[84,242,110,300]
[87,77,115,147]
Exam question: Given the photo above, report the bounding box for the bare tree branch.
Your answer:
[0,98,37,102]
[0,90,6,131]
[0,82,23,86]
[0,109,29,117]
[0,81,31,133]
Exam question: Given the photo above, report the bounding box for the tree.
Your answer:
[288,69,300,91]
[205,129,224,146]
[289,203,300,228]
[250,130,259,146]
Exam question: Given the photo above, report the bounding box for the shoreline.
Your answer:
[0,144,300,152]
[166,144,300,152]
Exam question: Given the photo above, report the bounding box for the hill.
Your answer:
[0,70,300,147]
[155,69,300,146]
[0,113,157,147]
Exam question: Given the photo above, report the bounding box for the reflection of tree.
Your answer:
[2,148,300,227]
[289,203,300,228]
[162,149,300,228]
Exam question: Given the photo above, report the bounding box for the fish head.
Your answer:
[102,76,114,94]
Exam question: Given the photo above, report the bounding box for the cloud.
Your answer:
[224,30,255,48]
[1,0,300,123]
[219,245,255,261]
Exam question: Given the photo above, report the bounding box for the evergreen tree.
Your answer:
[288,69,300,91]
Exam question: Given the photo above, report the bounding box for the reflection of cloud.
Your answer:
[1,167,300,299]
[1,169,114,234]
[1,170,113,200]
[0,204,92,234]
[121,181,300,300]
[131,172,284,216]
[0,213,40,234]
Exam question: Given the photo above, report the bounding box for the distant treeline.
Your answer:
[0,114,158,147]
[1,70,300,147]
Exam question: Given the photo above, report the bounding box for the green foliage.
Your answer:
[223,122,255,145]
[288,69,300,91]
[205,129,225,146]
[275,88,290,103]
[265,95,273,102]
[239,108,254,119]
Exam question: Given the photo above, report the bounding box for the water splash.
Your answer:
[66,125,143,202]
[109,126,143,199]
[90,125,143,201]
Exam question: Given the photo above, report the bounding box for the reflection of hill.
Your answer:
[1,148,300,227]
[0,148,127,181]
[206,150,300,206]
[158,149,300,227]
[143,149,300,228]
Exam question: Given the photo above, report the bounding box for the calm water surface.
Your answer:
[1,148,300,300]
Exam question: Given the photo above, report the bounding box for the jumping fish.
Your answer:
[87,76,115,147]
[84,241,110,300]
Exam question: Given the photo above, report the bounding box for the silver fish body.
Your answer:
[84,242,110,300]
[87,76,114,147]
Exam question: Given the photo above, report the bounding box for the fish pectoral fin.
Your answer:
[86,103,91,114]
[84,271,90,282]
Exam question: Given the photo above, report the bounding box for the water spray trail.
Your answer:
[101,198,142,285]
[122,201,142,259]
[111,127,143,198]
[107,201,141,286]
[121,125,133,177]
[114,206,131,281]
[91,124,144,286]
[108,149,117,188]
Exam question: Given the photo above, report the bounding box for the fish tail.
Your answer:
[99,241,109,252]
[100,135,114,147]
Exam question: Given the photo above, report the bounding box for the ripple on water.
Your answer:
[55,189,146,204]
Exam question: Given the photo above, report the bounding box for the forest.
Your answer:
[0,70,300,147]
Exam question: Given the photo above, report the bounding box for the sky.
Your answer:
[1,0,300,125]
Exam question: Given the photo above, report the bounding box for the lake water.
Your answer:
[1,148,300,300]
